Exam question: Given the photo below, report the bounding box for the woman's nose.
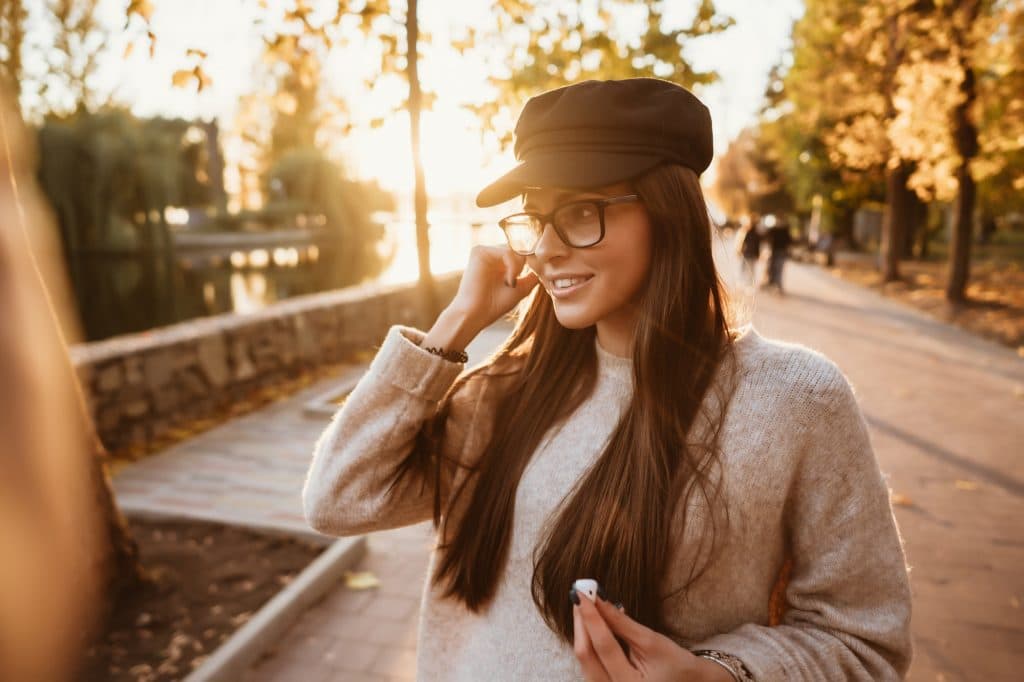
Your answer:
[532,221,568,261]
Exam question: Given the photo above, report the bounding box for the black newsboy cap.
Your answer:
[476,78,713,208]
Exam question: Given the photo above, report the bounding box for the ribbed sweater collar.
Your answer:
[594,335,633,385]
[593,323,761,387]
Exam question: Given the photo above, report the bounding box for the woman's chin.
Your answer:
[551,304,598,330]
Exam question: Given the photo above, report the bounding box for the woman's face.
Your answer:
[522,182,653,331]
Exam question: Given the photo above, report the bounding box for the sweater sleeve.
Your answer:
[302,324,468,536]
[690,365,914,681]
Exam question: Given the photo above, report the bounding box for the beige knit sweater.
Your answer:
[303,323,913,681]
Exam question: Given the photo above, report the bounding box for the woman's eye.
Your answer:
[565,204,595,221]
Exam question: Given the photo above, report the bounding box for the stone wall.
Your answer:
[70,273,462,453]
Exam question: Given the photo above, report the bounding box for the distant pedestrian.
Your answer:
[736,217,762,286]
[764,216,793,293]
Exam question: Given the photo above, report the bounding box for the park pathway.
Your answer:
[726,246,1024,682]
[114,237,1024,681]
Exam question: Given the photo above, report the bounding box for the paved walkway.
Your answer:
[724,245,1024,681]
[115,242,1024,681]
[112,322,513,681]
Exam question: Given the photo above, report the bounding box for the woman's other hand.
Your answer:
[448,245,539,332]
[572,595,734,682]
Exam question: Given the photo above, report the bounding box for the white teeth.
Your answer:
[554,276,589,289]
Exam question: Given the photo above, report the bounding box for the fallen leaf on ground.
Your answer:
[891,492,913,506]
[954,479,980,491]
[344,570,381,590]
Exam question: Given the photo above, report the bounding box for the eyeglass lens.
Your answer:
[502,202,602,253]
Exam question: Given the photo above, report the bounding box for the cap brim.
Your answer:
[475,151,664,208]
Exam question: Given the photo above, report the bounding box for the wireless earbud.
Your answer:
[572,578,599,602]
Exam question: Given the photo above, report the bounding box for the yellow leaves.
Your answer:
[127,0,154,22]
[891,492,914,507]
[171,66,212,92]
[343,570,380,590]
[273,91,297,115]
[171,70,194,88]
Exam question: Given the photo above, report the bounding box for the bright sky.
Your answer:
[25,0,804,200]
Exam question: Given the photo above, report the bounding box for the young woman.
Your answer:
[303,79,913,681]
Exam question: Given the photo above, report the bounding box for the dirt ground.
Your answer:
[828,255,1024,353]
[74,518,325,682]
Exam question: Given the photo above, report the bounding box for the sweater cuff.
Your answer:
[366,324,465,402]
[690,628,783,681]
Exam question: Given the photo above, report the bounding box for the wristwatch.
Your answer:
[691,649,755,682]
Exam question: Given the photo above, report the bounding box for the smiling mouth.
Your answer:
[549,275,594,298]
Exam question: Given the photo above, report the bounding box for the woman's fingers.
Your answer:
[500,248,527,287]
[577,597,638,680]
[573,600,612,682]
[594,597,657,651]
[514,269,539,295]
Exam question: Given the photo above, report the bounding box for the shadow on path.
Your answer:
[865,412,1024,498]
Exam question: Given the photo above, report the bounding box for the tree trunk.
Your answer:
[406,0,438,324]
[902,187,925,259]
[879,8,908,282]
[918,203,937,259]
[946,165,975,302]
[946,0,981,303]
[881,161,911,282]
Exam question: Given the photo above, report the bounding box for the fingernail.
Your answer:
[614,602,624,611]
[569,588,580,606]
[597,586,608,602]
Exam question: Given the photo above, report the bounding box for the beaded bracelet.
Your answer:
[692,649,755,682]
[422,344,468,364]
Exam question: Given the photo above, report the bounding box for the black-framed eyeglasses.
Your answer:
[498,194,641,256]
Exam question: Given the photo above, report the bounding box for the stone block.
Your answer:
[97,404,120,432]
[151,386,181,413]
[231,337,256,381]
[197,334,229,387]
[174,345,199,370]
[124,354,144,385]
[180,368,208,398]
[123,398,150,418]
[144,350,175,389]
[96,363,123,392]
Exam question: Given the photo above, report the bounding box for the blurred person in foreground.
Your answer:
[303,79,913,681]
[0,98,101,681]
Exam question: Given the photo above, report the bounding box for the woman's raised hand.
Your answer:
[448,245,539,333]
[572,595,734,682]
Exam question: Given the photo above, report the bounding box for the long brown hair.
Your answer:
[385,163,737,643]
